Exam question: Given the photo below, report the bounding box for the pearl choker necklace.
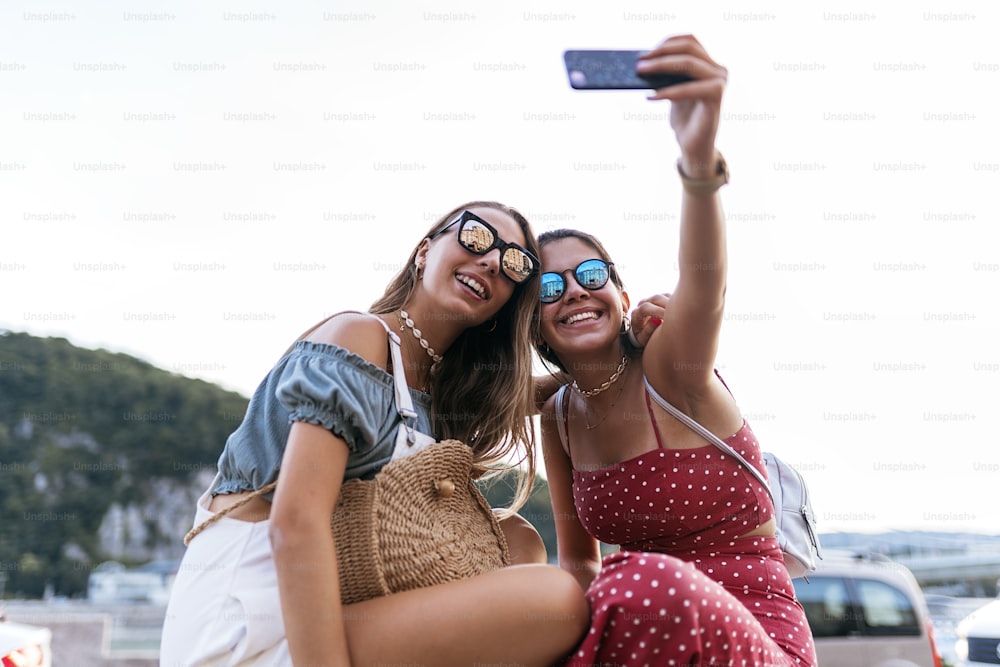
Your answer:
[572,355,630,398]
[397,310,443,364]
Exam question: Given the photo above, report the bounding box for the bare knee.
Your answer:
[497,511,547,565]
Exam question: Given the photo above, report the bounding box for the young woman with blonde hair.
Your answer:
[162,201,587,666]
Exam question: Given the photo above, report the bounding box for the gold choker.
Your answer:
[572,355,629,398]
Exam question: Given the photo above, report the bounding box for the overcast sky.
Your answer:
[3,1,998,536]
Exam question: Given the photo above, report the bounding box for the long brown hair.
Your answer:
[370,201,541,514]
[535,228,639,372]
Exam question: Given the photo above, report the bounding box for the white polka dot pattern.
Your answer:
[565,423,816,666]
[565,551,816,667]
[572,425,772,552]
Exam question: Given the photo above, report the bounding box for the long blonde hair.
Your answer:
[369,201,541,514]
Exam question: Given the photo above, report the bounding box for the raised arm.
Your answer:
[637,35,730,397]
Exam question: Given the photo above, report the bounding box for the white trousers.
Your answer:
[160,478,290,666]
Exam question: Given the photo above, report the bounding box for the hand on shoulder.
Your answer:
[538,386,566,422]
[534,372,570,414]
[629,293,670,347]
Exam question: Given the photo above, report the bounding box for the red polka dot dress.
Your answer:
[561,390,817,667]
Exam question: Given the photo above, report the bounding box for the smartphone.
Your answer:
[563,50,692,90]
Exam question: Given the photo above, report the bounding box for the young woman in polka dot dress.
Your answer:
[536,35,817,667]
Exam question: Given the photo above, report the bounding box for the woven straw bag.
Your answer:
[332,314,511,603]
[333,438,510,604]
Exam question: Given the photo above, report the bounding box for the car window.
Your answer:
[855,578,921,636]
[795,576,858,638]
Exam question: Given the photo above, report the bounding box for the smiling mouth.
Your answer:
[562,311,600,325]
[457,273,488,299]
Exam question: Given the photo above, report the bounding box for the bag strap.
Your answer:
[642,375,774,501]
[552,384,571,458]
[184,481,277,545]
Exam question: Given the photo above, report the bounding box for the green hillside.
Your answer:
[0,331,249,598]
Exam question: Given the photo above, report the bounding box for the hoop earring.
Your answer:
[486,319,497,333]
[415,263,424,280]
[620,314,631,335]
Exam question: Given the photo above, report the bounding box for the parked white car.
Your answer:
[0,619,52,667]
[792,552,942,667]
[955,598,1000,666]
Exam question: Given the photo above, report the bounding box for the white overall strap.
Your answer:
[642,375,774,499]
[363,315,420,424]
[354,313,436,455]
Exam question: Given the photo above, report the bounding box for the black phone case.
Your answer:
[563,50,692,90]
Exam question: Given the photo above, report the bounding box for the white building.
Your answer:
[87,561,175,605]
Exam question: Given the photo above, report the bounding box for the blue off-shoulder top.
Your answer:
[211,340,434,499]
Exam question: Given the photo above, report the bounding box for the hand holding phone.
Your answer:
[563,50,693,90]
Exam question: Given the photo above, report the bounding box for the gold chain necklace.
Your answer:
[571,355,629,398]
[397,310,443,364]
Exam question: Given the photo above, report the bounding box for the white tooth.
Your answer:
[565,312,599,324]
[459,275,485,297]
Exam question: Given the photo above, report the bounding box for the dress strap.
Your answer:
[714,368,734,396]
[642,375,773,501]
[643,389,666,449]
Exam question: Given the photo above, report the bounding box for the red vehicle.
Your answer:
[0,619,51,667]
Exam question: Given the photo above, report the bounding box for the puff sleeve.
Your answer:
[274,342,390,454]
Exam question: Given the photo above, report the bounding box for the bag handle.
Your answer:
[184,481,276,545]
[552,384,571,457]
[642,375,774,502]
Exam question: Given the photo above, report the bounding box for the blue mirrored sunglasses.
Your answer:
[539,259,613,303]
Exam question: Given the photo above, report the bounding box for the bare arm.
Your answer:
[655,167,727,385]
[540,396,601,590]
[271,314,392,665]
[635,36,731,401]
[271,421,352,666]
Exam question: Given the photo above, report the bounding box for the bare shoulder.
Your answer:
[303,311,391,368]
